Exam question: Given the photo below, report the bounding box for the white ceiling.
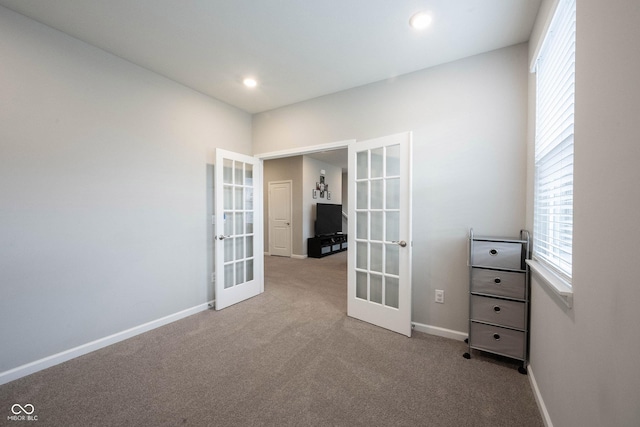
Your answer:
[0,0,541,114]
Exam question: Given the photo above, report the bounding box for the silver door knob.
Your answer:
[393,240,407,247]
[216,235,231,240]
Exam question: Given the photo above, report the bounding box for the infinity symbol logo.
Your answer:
[11,404,35,415]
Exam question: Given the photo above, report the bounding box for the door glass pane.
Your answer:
[246,236,253,258]
[371,148,384,178]
[244,164,253,186]
[356,242,368,269]
[235,261,244,285]
[224,212,234,236]
[235,237,244,260]
[370,211,383,241]
[356,182,368,209]
[386,211,399,242]
[356,271,368,299]
[385,244,399,275]
[224,186,233,210]
[223,159,233,184]
[224,236,234,262]
[235,187,244,210]
[356,212,368,239]
[246,258,254,281]
[386,145,400,177]
[246,212,254,234]
[386,178,400,209]
[385,276,399,308]
[357,151,368,179]
[371,180,383,209]
[245,187,253,210]
[370,243,383,273]
[234,213,244,235]
[224,263,234,289]
[234,162,243,185]
[370,274,383,304]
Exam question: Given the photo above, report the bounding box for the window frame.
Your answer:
[532,0,576,287]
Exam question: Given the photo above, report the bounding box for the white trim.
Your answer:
[411,322,467,341]
[527,259,573,308]
[254,139,355,160]
[291,254,308,259]
[0,302,212,386]
[528,364,554,427]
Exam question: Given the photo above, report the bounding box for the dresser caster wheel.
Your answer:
[518,366,528,375]
[463,352,470,359]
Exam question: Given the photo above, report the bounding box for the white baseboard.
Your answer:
[527,364,553,427]
[412,322,467,341]
[265,252,307,259]
[0,301,213,386]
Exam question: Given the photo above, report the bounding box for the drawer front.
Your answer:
[470,295,526,330]
[470,322,525,360]
[471,268,526,300]
[472,241,523,269]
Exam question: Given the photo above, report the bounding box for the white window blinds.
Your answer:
[533,0,576,283]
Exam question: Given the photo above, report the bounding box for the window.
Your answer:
[533,0,576,284]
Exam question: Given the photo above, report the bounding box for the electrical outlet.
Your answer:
[435,289,444,304]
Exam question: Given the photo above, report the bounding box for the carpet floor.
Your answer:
[0,252,543,426]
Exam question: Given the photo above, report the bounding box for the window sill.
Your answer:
[526,259,573,309]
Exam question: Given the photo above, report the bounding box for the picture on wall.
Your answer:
[316,175,328,198]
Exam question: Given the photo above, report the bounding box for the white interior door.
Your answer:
[348,132,412,336]
[268,180,292,257]
[215,149,264,310]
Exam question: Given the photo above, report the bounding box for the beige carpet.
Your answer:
[0,252,543,426]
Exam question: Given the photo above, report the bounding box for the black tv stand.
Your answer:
[308,234,348,258]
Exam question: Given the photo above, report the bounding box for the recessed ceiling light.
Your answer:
[243,77,257,88]
[409,12,432,30]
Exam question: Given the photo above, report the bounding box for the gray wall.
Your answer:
[526,0,640,426]
[0,7,251,372]
[253,43,529,334]
[302,156,343,252]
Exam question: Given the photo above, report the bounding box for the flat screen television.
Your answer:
[315,203,343,236]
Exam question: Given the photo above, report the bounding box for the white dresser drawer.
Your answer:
[471,268,526,300]
[470,295,526,330]
[470,322,525,360]
[472,241,524,269]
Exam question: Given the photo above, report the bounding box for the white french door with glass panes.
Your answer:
[348,132,412,337]
[215,149,264,310]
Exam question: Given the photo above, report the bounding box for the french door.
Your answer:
[348,132,413,336]
[214,149,264,310]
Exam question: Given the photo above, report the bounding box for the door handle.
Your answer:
[286,222,290,226]
[392,240,407,247]
[216,235,231,240]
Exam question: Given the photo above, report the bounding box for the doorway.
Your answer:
[257,133,413,337]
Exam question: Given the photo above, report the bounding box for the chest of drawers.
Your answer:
[463,228,530,374]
